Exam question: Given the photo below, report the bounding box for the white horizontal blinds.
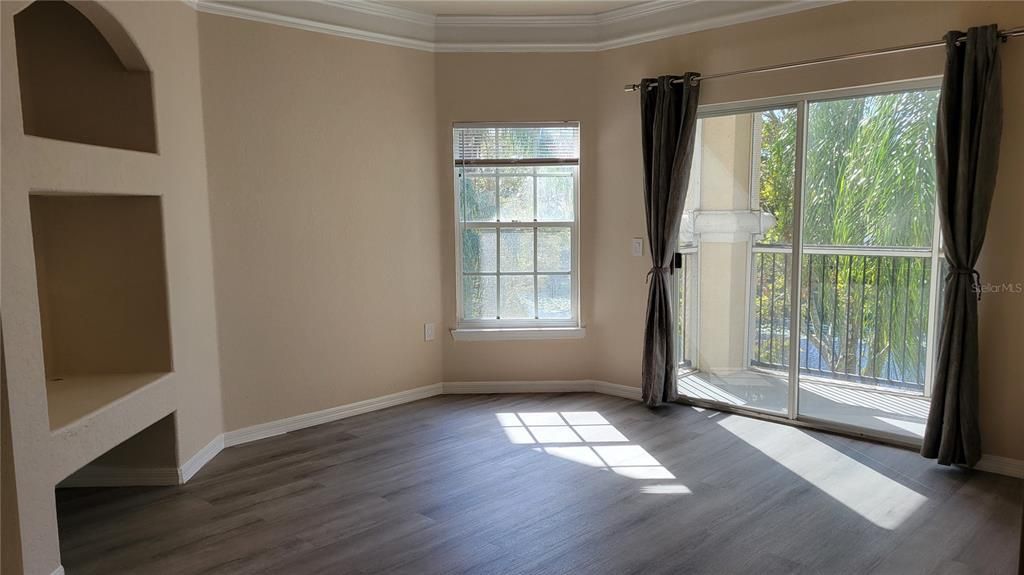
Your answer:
[454,123,580,165]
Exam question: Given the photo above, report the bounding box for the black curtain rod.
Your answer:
[623,26,1023,92]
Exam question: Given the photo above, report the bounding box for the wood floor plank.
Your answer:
[56,393,1022,574]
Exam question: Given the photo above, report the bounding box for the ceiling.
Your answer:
[194,1,841,52]
[378,1,645,17]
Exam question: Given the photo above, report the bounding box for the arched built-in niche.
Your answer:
[14,0,157,153]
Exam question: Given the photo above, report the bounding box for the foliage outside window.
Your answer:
[750,89,941,391]
[455,123,580,328]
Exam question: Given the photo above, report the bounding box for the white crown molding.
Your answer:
[432,41,602,53]
[192,0,844,53]
[600,0,699,23]
[589,0,843,52]
[436,14,599,28]
[431,1,699,28]
[193,1,436,51]
[322,0,436,26]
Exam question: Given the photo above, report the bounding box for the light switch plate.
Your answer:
[424,322,436,341]
[632,238,644,257]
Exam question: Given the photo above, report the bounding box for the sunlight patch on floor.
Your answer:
[716,415,927,529]
[801,381,930,419]
[677,370,930,439]
[678,373,751,406]
[496,411,688,491]
[641,484,693,494]
[873,416,927,437]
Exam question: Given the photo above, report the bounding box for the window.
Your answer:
[454,123,581,335]
[675,79,943,442]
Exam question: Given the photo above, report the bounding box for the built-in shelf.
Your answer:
[46,373,170,431]
[13,1,157,153]
[30,194,174,431]
[56,412,178,488]
[47,369,178,485]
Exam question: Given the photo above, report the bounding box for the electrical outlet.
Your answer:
[632,238,644,257]
[424,322,436,341]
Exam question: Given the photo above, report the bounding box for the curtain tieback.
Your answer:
[646,265,673,283]
[950,267,982,300]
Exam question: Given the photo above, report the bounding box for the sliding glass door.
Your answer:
[676,80,942,444]
[795,89,941,442]
[676,105,797,416]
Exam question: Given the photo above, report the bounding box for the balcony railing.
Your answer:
[751,245,934,393]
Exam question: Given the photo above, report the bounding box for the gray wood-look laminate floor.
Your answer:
[56,393,1023,574]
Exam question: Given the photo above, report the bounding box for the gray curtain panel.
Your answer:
[640,74,701,407]
[922,25,1003,467]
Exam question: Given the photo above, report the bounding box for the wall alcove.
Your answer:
[56,414,178,487]
[30,194,173,430]
[13,0,157,153]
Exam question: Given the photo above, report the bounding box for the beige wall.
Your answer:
[435,2,1024,463]
[2,342,24,574]
[437,52,604,383]
[2,1,224,572]
[30,195,172,379]
[67,414,178,472]
[197,13,443,431]
[594,1,1024,460]
[3,2,1024,573]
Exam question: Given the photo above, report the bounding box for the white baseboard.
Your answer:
[975,454,1024,478]
[57,434,229,488]
[179,434,225,483]
[52,566,65,575]
[113,379,1019,485]
[58,465,180,488]
[593,381,644,401]
[51,381,625,489]
[223,383,444,447]
[442,379,644,402]
[442,380,599,394]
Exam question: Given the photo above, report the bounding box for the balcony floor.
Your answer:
[678,370,929,443]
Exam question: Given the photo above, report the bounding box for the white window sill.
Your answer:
[451,327,586,342]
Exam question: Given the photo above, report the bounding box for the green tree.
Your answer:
[751,90,939,388]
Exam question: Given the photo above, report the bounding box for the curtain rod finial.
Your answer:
[624,83,640,92]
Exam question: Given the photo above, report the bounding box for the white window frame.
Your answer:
[452,122,583,340]
[674,118,702,371]
[682,77,944,443]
